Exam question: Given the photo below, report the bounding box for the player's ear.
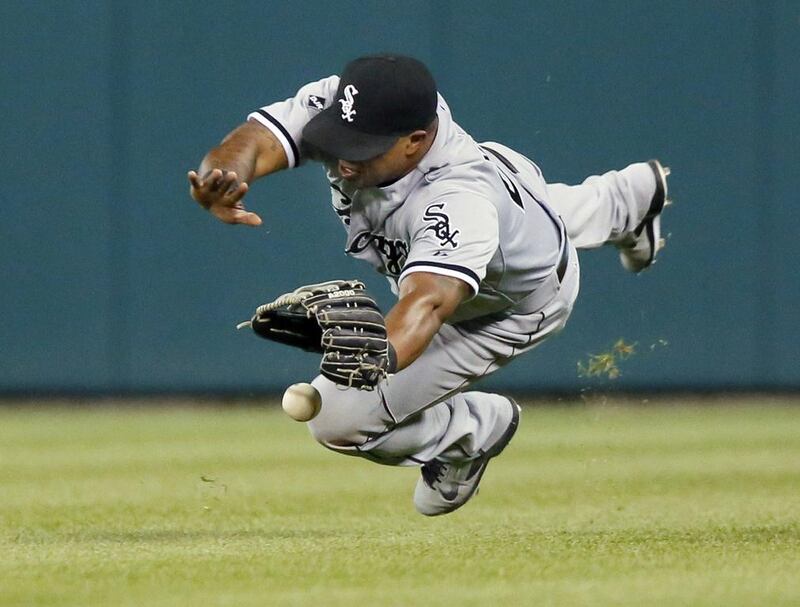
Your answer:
[405,130,428,154]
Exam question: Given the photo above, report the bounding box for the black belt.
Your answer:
[556,244,569,283]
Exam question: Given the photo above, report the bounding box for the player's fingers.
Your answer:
[188,171,210,196]
[221,171,239,194]
[209,204,261,227]
[187,170,202,188]
[209,205,237,224]
[188,172,211,206]
[224,181,249,203]
[204,168,225,191]
[202,168,222,181]
[236,210,263,227]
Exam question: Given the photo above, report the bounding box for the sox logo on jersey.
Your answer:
[339,85,359,122]
[423,202,460,247]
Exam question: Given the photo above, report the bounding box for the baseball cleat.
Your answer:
[617,159,671,273]
[413,398,521,516]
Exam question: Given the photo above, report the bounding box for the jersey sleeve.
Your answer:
[246,75,340,168]
[400,196,499,295]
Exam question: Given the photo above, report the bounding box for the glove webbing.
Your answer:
[236,293,312,330]
[255,293,309,315]
[256,280,360,315]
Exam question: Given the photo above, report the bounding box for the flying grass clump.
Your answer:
[577,339,637,380]
[577,338,669,380]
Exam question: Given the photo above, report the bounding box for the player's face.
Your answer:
[337,130,430,188]
[337,139,408,188]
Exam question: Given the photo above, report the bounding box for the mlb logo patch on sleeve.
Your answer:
[308,95,326,110]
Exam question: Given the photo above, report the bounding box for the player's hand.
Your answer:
[187,168,263,227]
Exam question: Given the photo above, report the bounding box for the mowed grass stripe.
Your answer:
[1,399,798,606]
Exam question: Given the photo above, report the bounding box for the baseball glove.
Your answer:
[237,280,396,390]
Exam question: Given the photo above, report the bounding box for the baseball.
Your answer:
[281,382,322,422]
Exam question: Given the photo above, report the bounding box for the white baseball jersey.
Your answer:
[248,76,567,323]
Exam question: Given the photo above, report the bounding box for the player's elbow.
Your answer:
[430,294,459,325]
[399,272,470,323]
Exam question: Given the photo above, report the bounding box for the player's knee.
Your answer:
[307,376,389,449]
[306,392,365,448]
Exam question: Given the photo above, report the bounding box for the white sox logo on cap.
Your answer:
[339,84,359,122]
[302,55,437,161]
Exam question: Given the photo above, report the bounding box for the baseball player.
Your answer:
[188,54,670,516]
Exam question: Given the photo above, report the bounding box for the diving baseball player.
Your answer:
[188,54,670,516]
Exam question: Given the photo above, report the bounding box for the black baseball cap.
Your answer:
[302,54,438,162]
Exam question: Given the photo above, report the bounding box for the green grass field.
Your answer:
[1,397,799,606]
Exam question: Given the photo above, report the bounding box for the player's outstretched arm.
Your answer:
[385,272,471,371]
[188,121,289,226]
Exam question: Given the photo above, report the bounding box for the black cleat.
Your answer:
[413,398,521,516]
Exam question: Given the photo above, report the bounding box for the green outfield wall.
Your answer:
[2,1,798,393]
